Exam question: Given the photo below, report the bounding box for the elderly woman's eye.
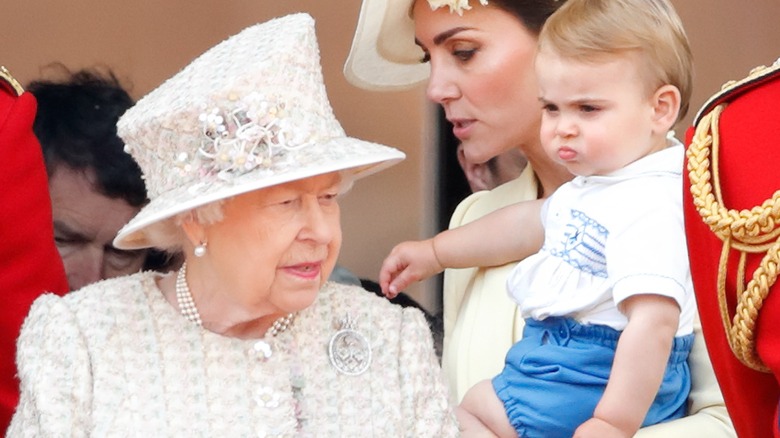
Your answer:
[320,193,339,203]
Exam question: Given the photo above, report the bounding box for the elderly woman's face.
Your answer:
[200,172,343,315]
[413,1,542,165]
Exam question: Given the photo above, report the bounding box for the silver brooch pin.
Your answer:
[328,313,371,376]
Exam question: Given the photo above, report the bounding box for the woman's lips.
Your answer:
[283,262,321,280]
[450,119,475,140]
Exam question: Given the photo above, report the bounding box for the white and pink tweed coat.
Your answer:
[8,272,457,437]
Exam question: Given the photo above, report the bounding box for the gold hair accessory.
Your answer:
[427,0,488,15]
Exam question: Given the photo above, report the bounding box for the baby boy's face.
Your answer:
[535,49,672,177]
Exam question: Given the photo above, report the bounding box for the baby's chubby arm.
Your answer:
[379,199,544,297]
[575,294,680,438]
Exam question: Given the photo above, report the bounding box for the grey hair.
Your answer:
[142,170,355,252]
[142,200,225,252]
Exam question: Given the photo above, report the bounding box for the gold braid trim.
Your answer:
[0,66,24,96]
[687,104,780,372]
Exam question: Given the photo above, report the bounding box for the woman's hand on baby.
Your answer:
[379,239,444,298]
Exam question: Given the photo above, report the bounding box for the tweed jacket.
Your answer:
[8,272,457,437]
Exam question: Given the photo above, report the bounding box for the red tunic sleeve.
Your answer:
[0,69,69,433]
[683,63,780,438]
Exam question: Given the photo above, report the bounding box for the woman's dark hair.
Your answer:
[490,0,567,35]
[27,65,146,207]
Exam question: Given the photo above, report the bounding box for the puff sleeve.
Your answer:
[7,294,93,437]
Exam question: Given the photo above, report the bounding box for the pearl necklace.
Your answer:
[175,262,296,336]
[176,262,202,327]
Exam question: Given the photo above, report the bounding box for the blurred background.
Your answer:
[3,0,779,311]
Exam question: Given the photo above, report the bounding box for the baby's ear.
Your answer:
[651,84,682,133]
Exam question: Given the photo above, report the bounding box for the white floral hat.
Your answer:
[343,0,487,90]
[114,13,405,250]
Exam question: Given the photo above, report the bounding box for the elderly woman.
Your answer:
[8,13,457,436]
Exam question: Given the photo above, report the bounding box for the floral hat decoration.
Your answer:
[114,13,405,250]
[344,0,488,90]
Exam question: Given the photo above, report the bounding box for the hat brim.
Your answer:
[113,137,404,250]
[344,0,430,90]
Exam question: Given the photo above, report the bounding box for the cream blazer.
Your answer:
[441,166,735,437]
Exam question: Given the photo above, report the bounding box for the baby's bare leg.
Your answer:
[458,380,516,438]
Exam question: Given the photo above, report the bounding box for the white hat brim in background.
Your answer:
[344,0,430,90]
[113,13,406,250]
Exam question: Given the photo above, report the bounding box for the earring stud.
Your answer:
[194,243,207,257]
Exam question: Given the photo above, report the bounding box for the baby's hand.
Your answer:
[379,239,443,298]
[573,417,631,438]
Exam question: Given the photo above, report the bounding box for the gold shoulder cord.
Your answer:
[0,66,25,96]
[687,75,780,372]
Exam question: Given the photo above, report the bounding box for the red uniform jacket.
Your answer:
[683,62,780,438]
[0,68,68,432]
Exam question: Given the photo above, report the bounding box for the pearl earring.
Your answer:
[194,242,207,257]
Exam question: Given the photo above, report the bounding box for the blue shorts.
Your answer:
[492,317,693,438]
